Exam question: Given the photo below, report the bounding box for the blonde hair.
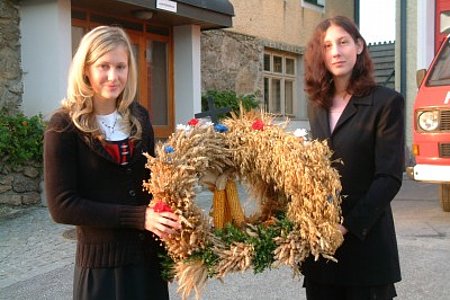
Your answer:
[62,25,142,140]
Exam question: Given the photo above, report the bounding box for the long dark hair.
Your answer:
[304,16,376,108]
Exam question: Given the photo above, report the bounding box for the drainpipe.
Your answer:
[400,0,408,166]
[354,0,360,27]
[400,0,407,97]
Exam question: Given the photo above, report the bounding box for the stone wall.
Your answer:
[201,30,304,99]
[0,0,22,113]
[0,1,40,206]
[201,30,264,97]
[0,163,42,206]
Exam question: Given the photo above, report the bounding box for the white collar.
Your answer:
[96,111,129,141]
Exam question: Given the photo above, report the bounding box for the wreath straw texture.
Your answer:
[143,111,343,299]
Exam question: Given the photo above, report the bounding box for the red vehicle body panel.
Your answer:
[413,35,450,175]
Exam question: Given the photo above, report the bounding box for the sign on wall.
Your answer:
[157,0,177,13]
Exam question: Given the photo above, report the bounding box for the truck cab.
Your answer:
[409,34,450,211]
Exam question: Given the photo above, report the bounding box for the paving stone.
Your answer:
[1,179,450,300]
[0,206,75,289]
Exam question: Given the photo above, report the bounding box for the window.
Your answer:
[302,0,325,11]
[147,40,169,126]
[427,38,450,87]
[303,0,325,7]
[71,26,85,55]
[263,51,296,116]
[441,10,450,34]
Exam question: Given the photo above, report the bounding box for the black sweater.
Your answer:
[44,104,162,268]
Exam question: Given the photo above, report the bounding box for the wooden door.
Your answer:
[128,31,174,138]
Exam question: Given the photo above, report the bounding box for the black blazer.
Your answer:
[302,86,404,286]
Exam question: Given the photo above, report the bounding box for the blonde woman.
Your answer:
[44,26,179,300]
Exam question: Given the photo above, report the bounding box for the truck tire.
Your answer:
[440,184,450,212]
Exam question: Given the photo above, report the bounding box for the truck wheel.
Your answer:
[440,184,450,212]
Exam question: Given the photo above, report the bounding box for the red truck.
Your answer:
[409,33,450,211]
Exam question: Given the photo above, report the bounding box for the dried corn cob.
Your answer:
[225,180,245,227]
[224,196,233,225]
[213,189,226,229]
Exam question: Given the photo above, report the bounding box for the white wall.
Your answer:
[416,0,435,70]
[20,0,71,118]
[173,25,201,125]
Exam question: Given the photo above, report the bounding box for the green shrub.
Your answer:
[0,109,45,171]
[201,90,260,120]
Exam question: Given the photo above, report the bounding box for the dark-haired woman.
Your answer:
[302,16,404,300]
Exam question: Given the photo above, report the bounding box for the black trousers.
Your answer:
[73,264,169,300]
[303,277,397,300]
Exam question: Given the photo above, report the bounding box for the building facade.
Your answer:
[201,0,355,123]
[1,0,360,138]
[4,0,233,138]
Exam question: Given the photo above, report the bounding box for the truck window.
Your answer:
[427,38,450,86]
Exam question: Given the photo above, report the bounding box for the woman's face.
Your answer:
[323,24,363,83]
[85,45,129,105]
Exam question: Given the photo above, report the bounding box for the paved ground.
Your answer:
[1,176,450,299]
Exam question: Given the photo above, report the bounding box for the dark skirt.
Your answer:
[73,264,169,300]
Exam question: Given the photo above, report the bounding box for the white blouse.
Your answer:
[96,110,129,141]
[329,96,350,133]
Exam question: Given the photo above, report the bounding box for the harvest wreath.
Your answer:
[143,111,344,299]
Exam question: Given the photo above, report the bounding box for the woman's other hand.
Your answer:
[338,224,348,235]
[145,205,181,239]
